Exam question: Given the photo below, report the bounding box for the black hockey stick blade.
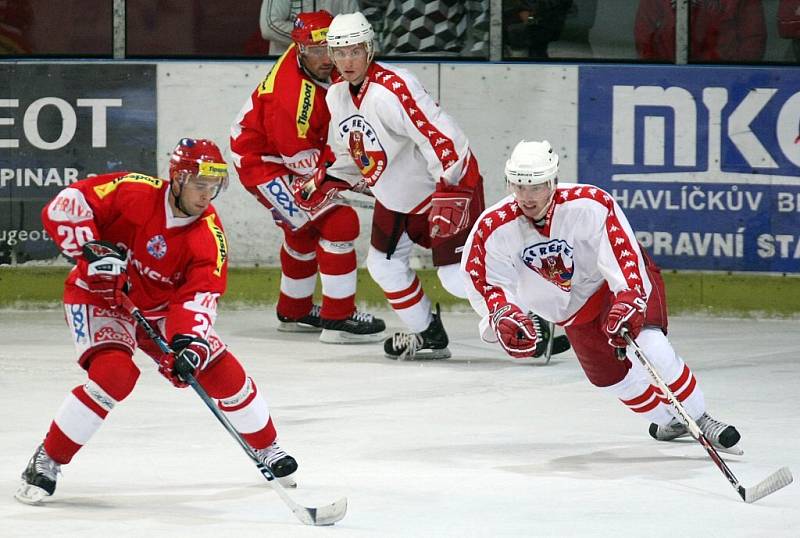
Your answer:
[742,467,793,504]
[543,321,555,364]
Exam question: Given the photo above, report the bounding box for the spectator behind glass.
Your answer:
[361,0,489,57]
[260,0,359,56]
[635,0,766,62]
[503,0,573,59]
[778,0,800,61]
[556,0,597,58]
[0,0,33,54]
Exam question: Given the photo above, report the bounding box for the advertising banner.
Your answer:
[0,63,156,264]
[579,66,800,273]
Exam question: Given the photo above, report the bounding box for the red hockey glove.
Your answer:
[429,184,472,239]
[81,241,129,308]
[157,335,212,388]
[605,289,647,348]
[489,303,539,359]
[292,166,352,212]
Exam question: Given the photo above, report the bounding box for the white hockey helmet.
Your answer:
[504,140,559,188]
[327,12,374,59]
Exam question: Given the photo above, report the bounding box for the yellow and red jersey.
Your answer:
[41,171,228,342]
[231,44,333,188]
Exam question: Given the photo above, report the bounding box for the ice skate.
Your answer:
[528,313,571,360]
[319,309,386,344]
[649,413,742,455]
[277,304,322,333]
[384,304,450,360]
[15,444,61,504]
[254,441,298,488]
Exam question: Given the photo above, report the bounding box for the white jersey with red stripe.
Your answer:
[325,62,479,214]
[461,183,652,342]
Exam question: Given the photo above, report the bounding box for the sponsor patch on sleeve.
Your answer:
[204,214,228,276]
[295,79,315,139]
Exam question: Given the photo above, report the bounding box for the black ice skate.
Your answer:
[254,441,298,488]
[15,444,61,504]
[649,412,742,455]
[277,304,322,333]
[528,313,571,362]
[384,304,450,360]
[319,310,386,344]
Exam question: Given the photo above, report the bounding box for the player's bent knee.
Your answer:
[86,348,140,402]
[367,247,410,287]
[320,206,359,241]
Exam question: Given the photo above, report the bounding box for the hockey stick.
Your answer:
[333,193,375,210]
[621,331,793,503]
[120,295,347,525]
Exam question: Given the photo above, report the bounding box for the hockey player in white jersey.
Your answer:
[294,11,487,360]
[461,139,742,452]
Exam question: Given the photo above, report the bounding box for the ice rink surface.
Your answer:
[1,308,798,538]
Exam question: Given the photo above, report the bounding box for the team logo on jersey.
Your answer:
[337,115,387,185]
[521,239,574,292]
[146,234,167,259]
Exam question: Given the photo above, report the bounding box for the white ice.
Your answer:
[1,309,798,537]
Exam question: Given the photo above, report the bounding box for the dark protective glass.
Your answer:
[362,0,491,58]
[0,0,112,57]
[503,0,796,64]
[126,0,267,58]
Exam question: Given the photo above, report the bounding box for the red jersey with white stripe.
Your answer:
[41,172,229,342]
[461,184,652,342]
[231,44,332,187]
[326,62,480,214]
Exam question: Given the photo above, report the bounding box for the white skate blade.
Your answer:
[319,329,386,344]
[277,473,298,488]
[386,347,452,361]
[715,443,744,456]
[659,435,744,455]
[277,321,322,333]
[14,482,49,504]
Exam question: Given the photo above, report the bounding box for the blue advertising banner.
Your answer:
[578,65,800,273]
[0,63,156,264]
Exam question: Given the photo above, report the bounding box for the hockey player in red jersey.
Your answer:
[461,139,742,453]
[231,10,385,343]
[308,11,486,360]
[15,138,298,504]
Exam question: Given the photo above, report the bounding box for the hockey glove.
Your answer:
[292,166,352,212]
[81,240,129,309]
[429,183,472,239]
[605,289,647,348]
[158,334,212,388]
[489,303,539,360]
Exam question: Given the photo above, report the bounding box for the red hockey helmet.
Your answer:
[291,10,334,47]
[169,138,229,197]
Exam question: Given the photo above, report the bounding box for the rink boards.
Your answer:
[1,61,798,272]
